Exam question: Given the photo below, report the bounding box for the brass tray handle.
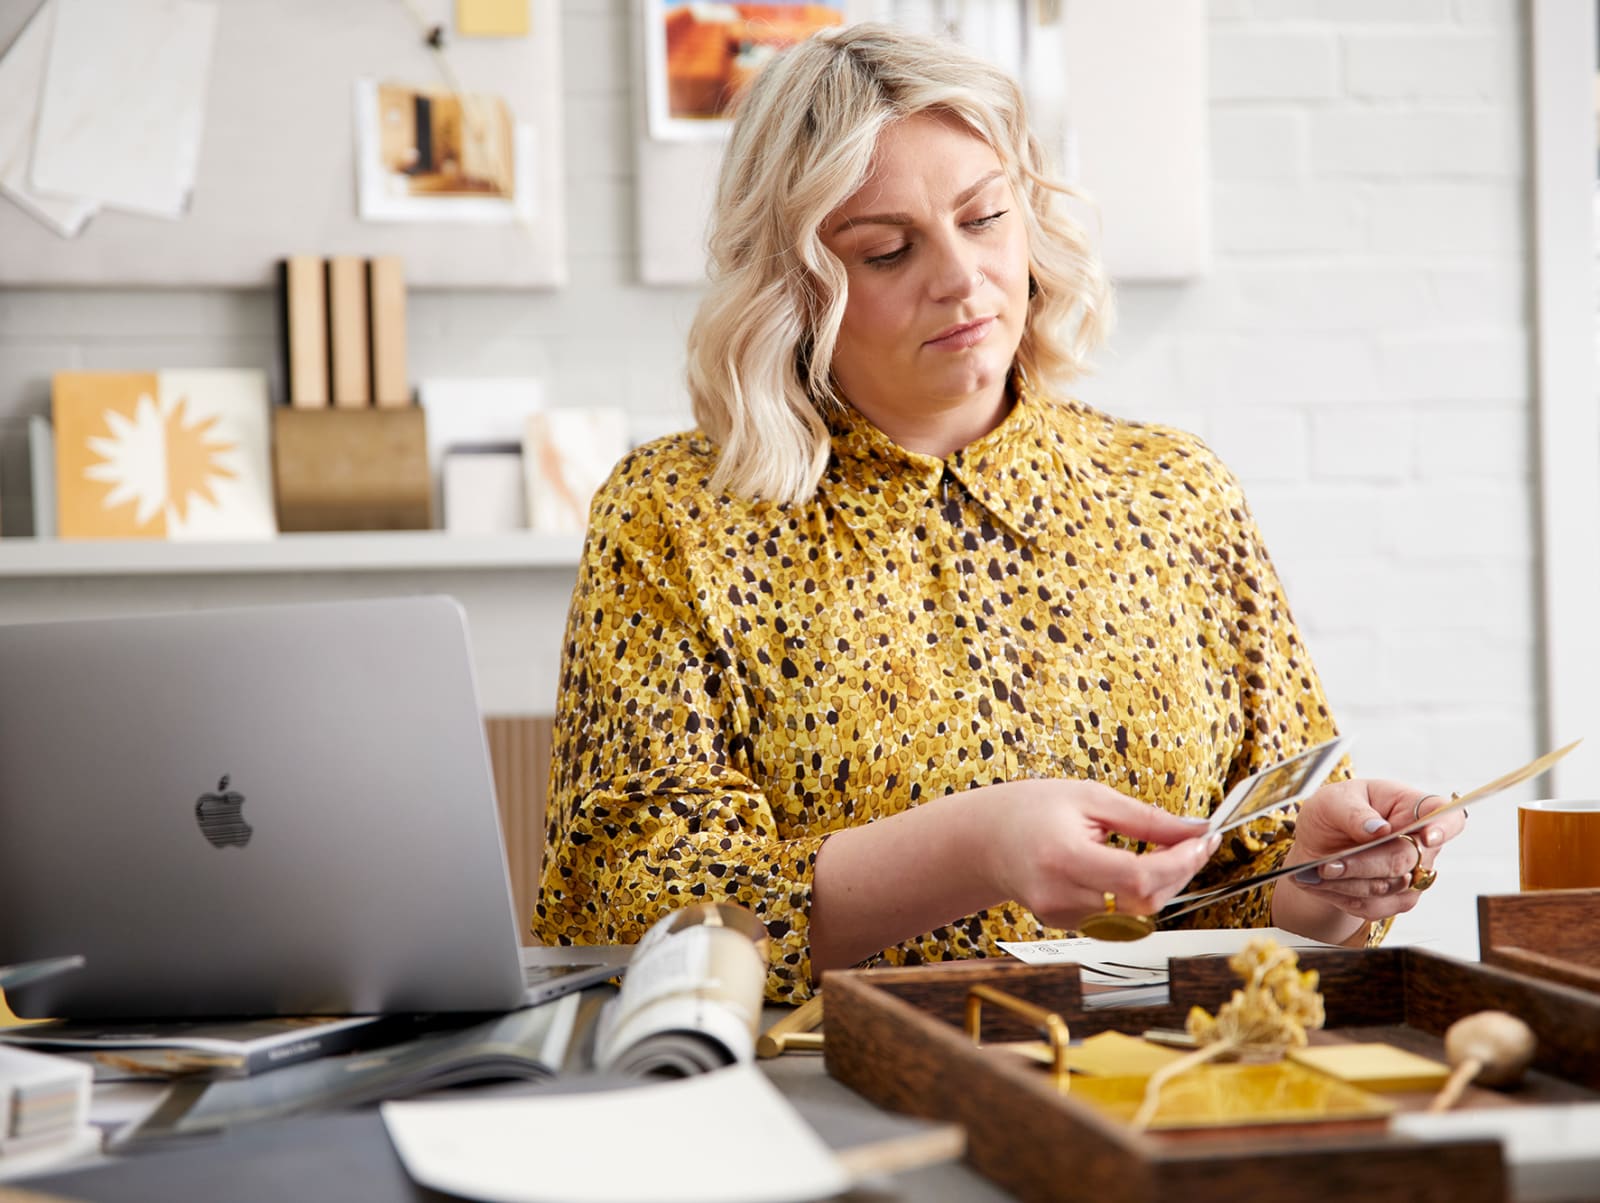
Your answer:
[965,983,1071,1086]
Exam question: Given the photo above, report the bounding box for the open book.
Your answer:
[125,902,770,1142]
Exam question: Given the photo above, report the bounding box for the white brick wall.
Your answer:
[0,0,1537,955]
[1078,0,1535,956]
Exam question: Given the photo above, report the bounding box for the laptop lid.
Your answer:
[0,595,541,1019]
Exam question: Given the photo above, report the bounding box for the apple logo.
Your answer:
[195,774,252,848]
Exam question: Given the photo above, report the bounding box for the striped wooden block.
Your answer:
[484,716,554,946]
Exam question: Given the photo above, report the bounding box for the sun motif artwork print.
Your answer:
[52,370,275,540]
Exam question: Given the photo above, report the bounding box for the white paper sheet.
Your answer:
[382,1064,850,1203]
[999,926,1335,1009]
[30,0,217,218]
[0,0,97,237]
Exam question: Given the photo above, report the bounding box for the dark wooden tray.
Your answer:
[823,947,1600,1203]
[1479,888,1600,993]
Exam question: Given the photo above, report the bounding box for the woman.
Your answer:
[533,24,1463,1001]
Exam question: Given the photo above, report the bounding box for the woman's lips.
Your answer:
[924,317,994,351]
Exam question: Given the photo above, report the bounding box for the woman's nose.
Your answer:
[927,236,981,303]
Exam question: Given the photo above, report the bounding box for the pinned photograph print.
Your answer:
[355,79,536,223]
[1207,736,1350,839]
[643,1,846,141]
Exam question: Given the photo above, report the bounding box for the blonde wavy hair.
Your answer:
[686,21,1113,505]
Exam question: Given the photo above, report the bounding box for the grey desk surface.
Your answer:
[14,1043,1014,1203]
[760,1050,1014,1203]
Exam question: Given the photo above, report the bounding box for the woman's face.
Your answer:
[820,111,1031,450]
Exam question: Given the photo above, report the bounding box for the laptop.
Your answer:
[0,596,620,1020]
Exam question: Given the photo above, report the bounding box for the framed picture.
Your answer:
[51,369,275,541]
[642,1,847,142]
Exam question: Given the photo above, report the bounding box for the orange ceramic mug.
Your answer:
[1518,800,1600,890]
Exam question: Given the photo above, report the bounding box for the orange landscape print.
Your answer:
[657,2,844,126]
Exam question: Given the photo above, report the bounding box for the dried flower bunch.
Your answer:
[1133,938,1326,1129]
[1186,939,1326,1053]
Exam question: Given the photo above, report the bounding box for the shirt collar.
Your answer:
[822,381,1064,543]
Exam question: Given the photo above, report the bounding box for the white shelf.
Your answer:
[0,531,586,577]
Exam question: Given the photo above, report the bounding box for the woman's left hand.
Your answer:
[1274,779,1467,937]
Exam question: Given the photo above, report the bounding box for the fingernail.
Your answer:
[1207,834,1223,854]
[1425,827,1444,847]
[1292,867,1321,884]
[1362,818,1387,834]
[1321,860,1347,879]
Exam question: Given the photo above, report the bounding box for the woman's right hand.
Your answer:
[977,779,1220,928]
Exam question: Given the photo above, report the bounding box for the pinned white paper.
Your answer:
[0,0,97,236]
[29,0,217,218]
[382,1064,850,1203]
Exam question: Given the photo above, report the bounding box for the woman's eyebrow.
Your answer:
[833,170,1005,232]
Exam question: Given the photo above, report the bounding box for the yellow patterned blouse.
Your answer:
[533,387,1349,1001]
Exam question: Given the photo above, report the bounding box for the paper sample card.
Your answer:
[30,0,217,218]
[442,451,527,534]
[52,370,275,540]
[456,0,529,37]
[0,0,98,237]
[523,408,627,534]
[418,377,544,523]
[1287,1044,1450,1092]
[1207,736,1349,837]
[26,416,54,538]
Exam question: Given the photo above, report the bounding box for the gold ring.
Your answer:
[1077,891,1155,941]
[1400,833,1436,892]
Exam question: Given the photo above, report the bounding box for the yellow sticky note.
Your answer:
[998,1031,1187,1078]
[1289,1043,1451,1092]
[457,0,529,37]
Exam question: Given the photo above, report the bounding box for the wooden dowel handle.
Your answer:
[1428,1056,1483,1112]
[835,1123,967,1181]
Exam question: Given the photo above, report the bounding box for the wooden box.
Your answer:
[1479,888,1600,993]
[272,407,431,531]
[823,948,1600,1203]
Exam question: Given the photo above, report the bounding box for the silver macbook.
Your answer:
[0,596,618,1019]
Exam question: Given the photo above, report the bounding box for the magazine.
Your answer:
[129,993,586,1140]
[0,1014,406,1081]
[126,902,771,1141]
[592,902,770,1076]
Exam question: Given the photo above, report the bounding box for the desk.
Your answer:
[5,1049,1013,1203]
[761,1052,1013,1203]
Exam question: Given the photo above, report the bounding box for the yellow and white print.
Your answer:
[52,370,275,540]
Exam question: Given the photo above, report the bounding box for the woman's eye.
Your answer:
[865,245,909,267]
[966,209,1008,230]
